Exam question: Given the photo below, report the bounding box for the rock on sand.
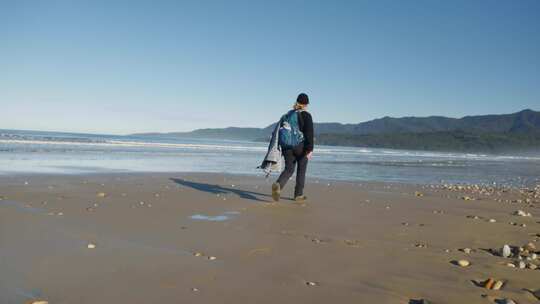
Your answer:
[456,259,470,267]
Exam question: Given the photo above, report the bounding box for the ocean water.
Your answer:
[1,129,539,186]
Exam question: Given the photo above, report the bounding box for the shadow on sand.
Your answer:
[170,178,291,203]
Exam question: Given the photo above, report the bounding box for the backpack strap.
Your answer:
[296,109,305,129]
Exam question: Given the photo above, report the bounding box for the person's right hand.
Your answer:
[306,151,313,160]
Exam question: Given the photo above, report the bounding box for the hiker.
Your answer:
[270,93,314,202]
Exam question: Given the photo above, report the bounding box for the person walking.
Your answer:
[272,93,314,203]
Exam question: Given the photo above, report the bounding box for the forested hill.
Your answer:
[132,109,540,152]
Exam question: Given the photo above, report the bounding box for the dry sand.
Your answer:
[1,173,539,304]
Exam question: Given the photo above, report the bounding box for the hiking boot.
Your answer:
[272,183,281,202]
[294,195,307,203]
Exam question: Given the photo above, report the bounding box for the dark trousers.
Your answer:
[276,144,308,197]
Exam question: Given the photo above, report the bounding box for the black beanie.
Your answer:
[297,93,309,105]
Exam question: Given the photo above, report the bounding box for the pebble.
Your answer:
[528,263,537,270]
[87,243,96,249]
[506,263,515,268]
[488,218,497,223]
[518,261,526,269]
[457,259,470,267]
[532,289,540,300]
[191,287,199,292]
[483,278,495,289]
[502,244,512,258]
[29,301,48,304]
[193,252,204,257]
[344,240,360,247]
[414,191,424,197]
[499,299,516,304]
[514,210,531,217]
[524,242,536,251]
[97,192,107,198]
[208,256,217,260]
[305,281,319,286]
[492,280,504,290]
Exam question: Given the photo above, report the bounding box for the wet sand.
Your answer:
[1,173,539,304]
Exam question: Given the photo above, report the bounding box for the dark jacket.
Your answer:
[298,111,314,153]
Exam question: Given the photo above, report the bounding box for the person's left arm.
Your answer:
[303,112,314,158]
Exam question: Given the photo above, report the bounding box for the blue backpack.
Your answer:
[278,110,305,149]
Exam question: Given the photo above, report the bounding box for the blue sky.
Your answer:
[1,0,539,134]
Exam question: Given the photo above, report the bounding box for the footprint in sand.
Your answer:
[303,234,332,244]
[247,247,272,257]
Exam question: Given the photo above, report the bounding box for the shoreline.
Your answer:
[1,169,538,188]
[1,172,539,303]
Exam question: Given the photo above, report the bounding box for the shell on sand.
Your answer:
[87,243,96,249]
[96,192,107,198]
[27,301,48,304]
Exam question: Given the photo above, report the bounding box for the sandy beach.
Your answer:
[1,172,539,304]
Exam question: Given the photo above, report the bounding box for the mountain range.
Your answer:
[133,109,540,152]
